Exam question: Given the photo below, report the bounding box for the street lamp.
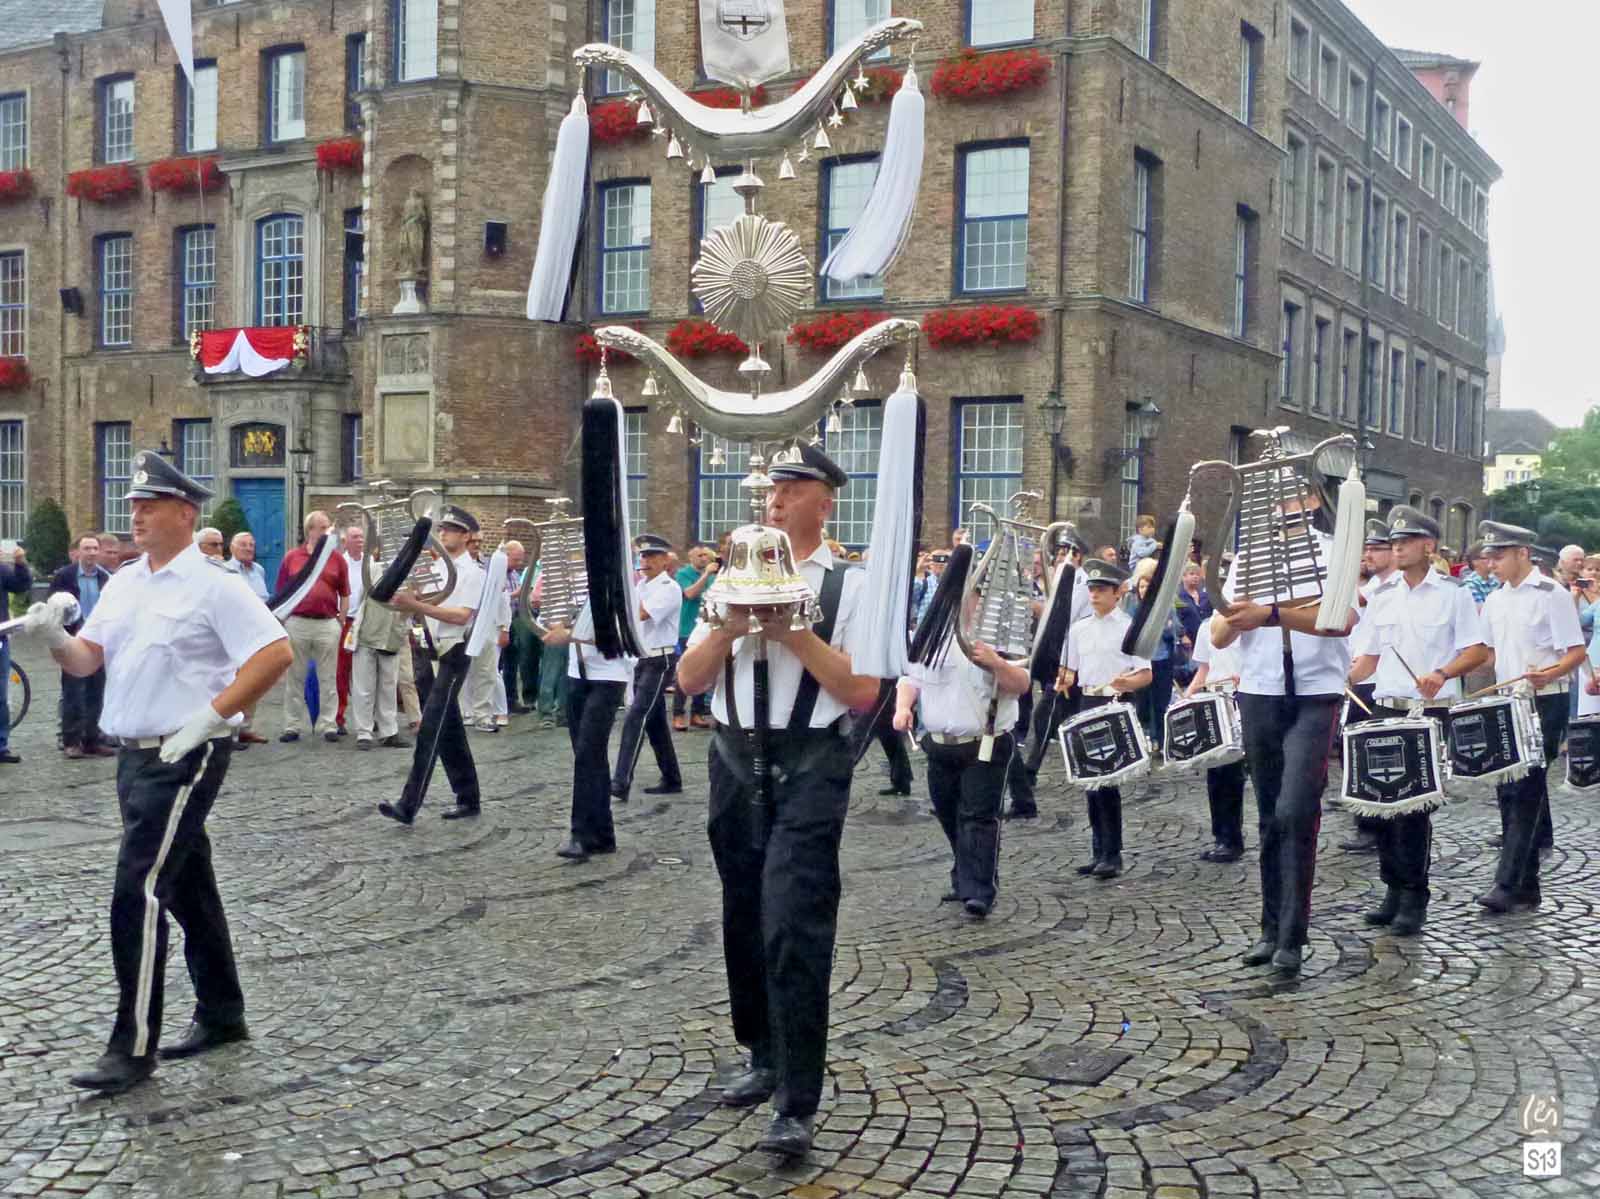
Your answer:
[1526,478,1542,509]
[290,433,315,528]
[1100,398,1165,471]
[1039,391,1074,515]
[1133,398,1163,441]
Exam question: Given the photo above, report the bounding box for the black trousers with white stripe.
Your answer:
[611,655,681,797]
[923,732,1009,906]
[108,740,243,1059]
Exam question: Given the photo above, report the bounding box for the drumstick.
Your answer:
[1343,686,1373,716]
[1465,674,1528,700]
[1390,649,1423,688]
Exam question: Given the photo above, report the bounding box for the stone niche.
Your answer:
[379,154,435,309]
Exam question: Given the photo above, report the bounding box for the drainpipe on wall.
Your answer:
[1050,16,1071,524]
[55,33,71,513]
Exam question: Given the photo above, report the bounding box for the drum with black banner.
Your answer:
[1442,691,1542,789]
[1339,713,1447,818]
[1058,701,1151,788]
[1161,689,1243,773]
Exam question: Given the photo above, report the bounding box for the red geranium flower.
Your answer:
[922,305,1042,349]
[315,138,363,173]
[930,48,1051,101]
[147,156,225,194]
[0,169,34,203]
[65,165,140,203]
[666,319,748,358]
[788,310,891,352]
[0,357,30,392]
[590,99,652,145]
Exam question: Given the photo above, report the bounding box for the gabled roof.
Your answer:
[1485,409,1559,457]
[0,0,103,52]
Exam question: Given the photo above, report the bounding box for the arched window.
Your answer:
[256,213,306,326]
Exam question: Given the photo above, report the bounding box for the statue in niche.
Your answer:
[395,187,430,281]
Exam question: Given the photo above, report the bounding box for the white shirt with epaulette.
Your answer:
[1067,607,1150,690]
[1359,569,1485,702]
[1480,568,1584,691]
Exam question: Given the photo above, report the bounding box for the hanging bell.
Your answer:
[700,163,716,184]
[636,100,653,126]
[852,364,870,394]
[666,410,683,435]
[837,389,854,409]
[826,406,842,435]
[641,370,660,397]
[840,86,858,112]
[666,134,683,160]
[708,439,726,467]
[813,124,830,151]
[591,364,614,401]
[778,153,796,181]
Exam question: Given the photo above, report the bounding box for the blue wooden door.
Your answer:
[233,478,286,587]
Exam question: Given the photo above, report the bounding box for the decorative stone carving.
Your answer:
[393,187,430,315]
[381,333,431,377]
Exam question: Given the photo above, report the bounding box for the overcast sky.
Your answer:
[1342,0,1594,428]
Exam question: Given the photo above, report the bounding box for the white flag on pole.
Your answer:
[157,0,196,87]
[698,0,790,88]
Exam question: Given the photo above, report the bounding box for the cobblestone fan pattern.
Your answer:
[1,652,1596,1198]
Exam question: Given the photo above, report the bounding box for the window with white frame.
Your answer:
[1311,316,1330,414]
[1419,138,1435,194]
[959,144,1030,294]
[1280,300,1300,407]
[1388,346,1405,436]
[1433,367,1449,449]
[1438,242,1454,328]
[396,0,439,82]
[1373,93,1390,157]
[822,157,883,300]
[1416,226,1432,316]
[824,402,881,547]
[1319,43,1340,111]
[1238,22,1260,123]
[1412,357,1428,443]
[101,76,134,163]
[1455,257,1469,334]
[602,0,654,95]
[1441,158,1456,213]
[1339,327,1358,421]
[1313,155,1336,258]
[0,420,22,540]
[830,0,890,57]
[696,437,750,543]
[1472,268,1486,343]
[256,213,306,326]
[180,225,215,341]
[955,400,1024,525]
[698,168,742,245]
[1458,174,1474,226]
[1391,208,1409,301]
[183,62,218,152]
[1287,14,1310,88]
[0,92,28,170]
[1233,207,1254,338]
[1363,334,1381,430]
[1341,173,1363,273]
[1474,188,1487,238]
[1471,380,1485,457]
[0,252,22,357]
[99,235,132,347]
[1283,132,1308,240]
[623,407,647,525]
[1119,408,1144,543]
[177,419,215,520]
[98,422,132,533]
[968,0,1032,48]
[1395,114,1412,175]
[346,414,364,482]
[1346,68,1366,136]
[599,182,651,314]
[1137,0,1157,59]
[1129,151,1156,301]
[267,48,306,142]
[1369,192,1388,287]
[1453,377,1469,455]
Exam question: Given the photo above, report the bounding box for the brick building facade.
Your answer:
[0,0,1496,578]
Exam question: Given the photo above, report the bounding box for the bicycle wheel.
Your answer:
[8,662,29,730]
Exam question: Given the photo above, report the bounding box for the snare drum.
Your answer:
[1442,692,1542,788]
[1339,714,1447,817]
[1162,689,1244,772]
[1058,701,1151,788]
[1567,714,1600,791]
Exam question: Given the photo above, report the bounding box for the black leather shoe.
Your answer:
[1199,845,1221,861]
[719,1066,776,1107]
[1476,887,1513,913]
[1339,833,1378,853]
[0,750,20,763]
[323,731,341,743]
[963,899,990,919]
[758,1113,814,1157]
[556,839,589,861]
[1364,886,1401,926]
[643,781,683,795]
[278,731,300,743]
[1210,845,1244,863]
[377,802,415,826]
[1242,939,1276,966]
[1510,892,1542,913]
[69,1052,155,1094]
[1005,805,1038,820]
[161,1021,249,1059]
[1092,856,1123,879]
[509,704,533,715]
[1389,893,1428,936]
[440,804,480,821]
[1487,833,1504,848]
[1271,946,1303,975]
[382,735,412,749]
[878,785,911,796]
[1074,861,1099,876]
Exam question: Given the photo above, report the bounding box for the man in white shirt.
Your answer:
[378,507,485,824]
[611,534,684,802]
[676,445,880,1159]
[225,532,272,747]
[1057,559,1151,880]
[1475,520,1586,913]
[1341,519,1398,855]
[1211,489,1357,977]
[335,524,367,736]
[1347,508,1487,935]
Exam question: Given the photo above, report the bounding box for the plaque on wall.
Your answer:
[380,393,431,467]
[380,332,431,377]
[231,422,286,468]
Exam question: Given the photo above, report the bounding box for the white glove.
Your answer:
[23,593,77,648]
[160,704,233,764]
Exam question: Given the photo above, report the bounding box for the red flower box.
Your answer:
[689,84,769,109]
[575,332,637,365]
[666,318,749,358]
[590,99,652,146]
[147,156,224,194]
[0,169,34,203]
[0,358,30,392]
[788,310,891,352]
[922,305,1042,349]
[930,48,1051,101]
[797,67,902,103]
[315,138,363,173]
[65,165,140,203]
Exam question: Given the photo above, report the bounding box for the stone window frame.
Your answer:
[1418,136,1436,195]
[1414,223,1432,319]
[1372,91,1391,159]
[600,0,655,96]
[1308,305,1334,418]
[1238,21,1262,127]
[1474,187,1488,240]
[1411,352,1429,445]
[1432,362,1451,451]
[1368,187,1389,290]
[1286,10,1311,92]
[1440,155,1457,215]
[0,417,25,541]
[1361,323,1384,433]
[1457,171,1475,231]
[1337,315,1361,426]
[623,406,648,528]
[0,247,25,359]
[819,154,884,303]
[953,398,1026,534]
[1452,367,1472,457]
[255,212,308,327]
[345,34,367,131]
[1126,148,1159,304]
[264,45,307,145]
[1317,40,1341,115]
[96,233,134,349]
[1278,285,1305,410]
[1311,151,1337,262]
[174,418,216,520]
[1394,112,1413,178]
[393,0,440,84]
[1282,127,1309,244]
[1385,334,1407,440]
[1339,168,1363,276]
[828,0,892,59]
[1436,239,1454,333]
[175,223,217,344]
[0,89,28,171]
[97,74,136,165]
[965,0,1034,51]
[96,421,133,533]
[178,60,219,154]
[1232,204,1256,340]
[1344,65,1366,138]
[1390,204,1410,303]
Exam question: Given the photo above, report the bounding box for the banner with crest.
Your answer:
[698,0,791,87]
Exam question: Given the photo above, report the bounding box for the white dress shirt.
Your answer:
[1191,619,1241,684]
[226,558,269,601]
[686,540,867,728]
[80,544,289,738]
[1066,607,1151,690]
[428,551,483,650]
[908,641,1020,737]
[343,551,367,617]
[1480,568,1585,691]
[637,571,684,652]
[1053,568,1096,666]
[1223,532,1356,698]
[1360,570,1485,702]
[567,601,634,682]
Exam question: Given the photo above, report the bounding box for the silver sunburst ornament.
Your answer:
[692,214,812,350]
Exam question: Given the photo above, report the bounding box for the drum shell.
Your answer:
[1442,693,1541,789]
[1339,715,1447,816]
[1567,714,1600,791]
[1161,690,1243,773]
[1058,701,1151,789]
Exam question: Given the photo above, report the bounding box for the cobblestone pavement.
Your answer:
[2,640,1596,1198]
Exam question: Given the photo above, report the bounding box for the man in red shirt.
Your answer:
[277,510,349,743]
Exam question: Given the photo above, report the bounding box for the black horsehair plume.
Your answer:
[1031,561,1077,683]
[581,397,644,659]
[909,543,973,669]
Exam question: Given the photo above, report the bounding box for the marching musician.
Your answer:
[1055,558,1151,880]
[893,621,1030,919]
[28,451,293,1092]
[1341,519,1398,856]
[1184,609,1246,863]
[378,506,485,824]
[1474,521,1586,914]
[610,534,684,803]
[1346,507,1488,935]
[676,444,879,1159]
[1209,486,1357,977]
[543,596,631,862]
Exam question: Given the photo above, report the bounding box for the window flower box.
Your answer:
[147,156,225,194]
[0,358,29,392]
[315,137,363,173]
[590,99,652,146]
[65,165,140,203]
[930,48,1052,101]
[666,318,748,358]
[688,84,769,109]
[0,169,34,203]
[576,332,637,365]
[922,305,1042,349]
[788,310,891,352]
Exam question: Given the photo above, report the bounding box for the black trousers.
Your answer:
[1137,659,1175,749]
[671,639,711,717]
[1075,697,1124,862]
[612,655,681,796]
[399,642,479,817]
[1366,703,1437,899]
[851,680,911,791]
[1495,692,1567,900]
[1238,692,1339,951]
[108,740,243,1058]
[61,667,108,750]
[707,726,851,1119]
[923,732,1008,906]
[1206,759,1247,852]
[568,677,624,849]
[1005,682,1076,812]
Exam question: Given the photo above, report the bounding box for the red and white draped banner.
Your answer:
[192,326,307,377]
